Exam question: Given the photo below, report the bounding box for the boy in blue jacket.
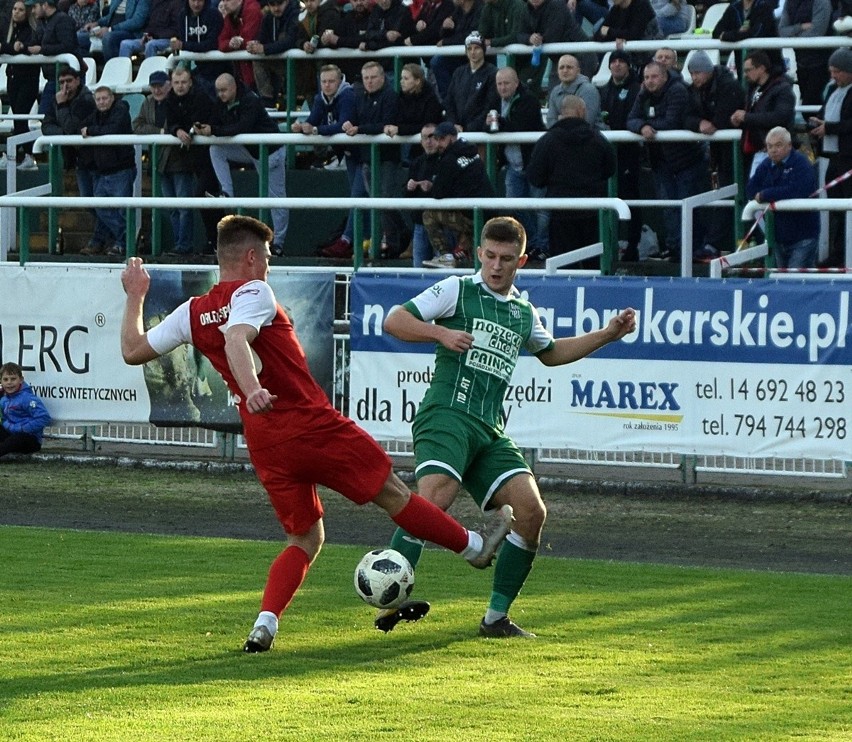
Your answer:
[0,362,52,459]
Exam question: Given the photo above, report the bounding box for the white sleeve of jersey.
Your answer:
[147,300,192,355]
[408,276,462,322]
[225,280,277,331]
[526,304,555,355]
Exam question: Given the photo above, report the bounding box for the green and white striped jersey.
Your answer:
[405,274,554,430]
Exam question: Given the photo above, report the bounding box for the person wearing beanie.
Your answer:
[684,50,745,260]
[443,30,497,130]
[808,48,852,267]
[428,0,482,100]
[599,49,643,261]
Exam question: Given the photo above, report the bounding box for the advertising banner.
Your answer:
[0,265,334,428]
[350,273,851,460]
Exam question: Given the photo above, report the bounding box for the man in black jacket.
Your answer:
[321,0,371,86]
[162,64,221,253]
[730,51,796,178]
[684,50,744,258]
[27,0,76,115]
[340,61,407,258]
[627,61,706,262]
[246,0,299,106]
[599,50,641,261]
[527,95,615,259]
[81,86,136,257]
[478,66,548,259]
[517,0,591,89]
[168,0,226,97]
[42,65,110,256]
[421,120,496,268]
[443,31,496,131]
[195,73,288,255]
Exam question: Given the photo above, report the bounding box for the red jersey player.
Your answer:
[120,215,512,652]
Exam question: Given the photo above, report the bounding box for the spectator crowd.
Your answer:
[0,0,849,268]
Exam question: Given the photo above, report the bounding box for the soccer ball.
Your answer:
[354,549,415,610]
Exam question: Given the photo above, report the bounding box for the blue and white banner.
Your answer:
[350,273,851,460]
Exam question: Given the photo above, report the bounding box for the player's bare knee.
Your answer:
[372,473,411,517]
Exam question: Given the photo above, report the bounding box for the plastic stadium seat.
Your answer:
[38,68,46,93]
[592,52,611,87]
[91,57,133,91]
[0,64,7,98]
[28,98,40,130]
[122,92,146,121]
[684,4,697,34]
[83,57,97,88]
[125,55,170,93]
[698,2,729,33]
[783,47,797,79]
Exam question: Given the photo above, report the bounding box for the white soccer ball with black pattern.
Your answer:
[354,548,415,610]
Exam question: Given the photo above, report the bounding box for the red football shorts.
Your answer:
[248,408,392,536]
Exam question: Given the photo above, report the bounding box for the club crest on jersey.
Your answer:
[509,304,521,319]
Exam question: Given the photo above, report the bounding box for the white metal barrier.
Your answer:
[708,199,852,277]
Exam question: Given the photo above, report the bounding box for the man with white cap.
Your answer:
[443,31,497,131]
[809,48,852,268]
[429,0,483,101]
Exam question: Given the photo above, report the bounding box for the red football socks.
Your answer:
[260,544,312,616]
[391,493,468,554]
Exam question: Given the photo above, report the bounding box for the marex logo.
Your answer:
[570,379,681,413]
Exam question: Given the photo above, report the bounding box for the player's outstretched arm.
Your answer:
[384,306,475,354]
[537,308,636,367]
[120,258,161,366]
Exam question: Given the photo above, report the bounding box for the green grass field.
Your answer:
[1,526,849,741]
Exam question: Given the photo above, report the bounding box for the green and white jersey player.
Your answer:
[381,216,637,638]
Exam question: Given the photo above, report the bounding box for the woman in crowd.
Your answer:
[0,0,40,170]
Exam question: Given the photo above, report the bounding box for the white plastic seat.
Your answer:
[684,4,697,34]
[0,64,7,98]
[91,57,133,91]
[83,57,97,88]
[699,2,729,33]
[592,52,611,87]
[783,47,797,79]
[125,55,170,93]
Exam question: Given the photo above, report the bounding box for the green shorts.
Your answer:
[412,406,531,511]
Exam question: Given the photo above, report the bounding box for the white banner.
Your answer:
[349,273,851,460]
[0,264,334,427]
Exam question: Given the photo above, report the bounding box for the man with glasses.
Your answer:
[730,50,795,177]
